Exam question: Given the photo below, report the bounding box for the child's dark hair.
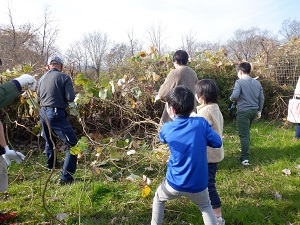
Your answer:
[166,85,194,117]
[195,79,219,104]
[237,62,251,74]
[172,50,189,65]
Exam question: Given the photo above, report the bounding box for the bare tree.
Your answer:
[181,30,199,58]
[82,31,110,78]
[65,41,88,74]
[226,27,275,62]
[0,4,41,69]
[145,22,167,55]
[34,6,59,64]
[279,18,300,42]
[127,28,143,57]
[106,42,133,74]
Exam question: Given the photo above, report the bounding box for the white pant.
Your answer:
[151,179,217,225]
[0,156,8,192]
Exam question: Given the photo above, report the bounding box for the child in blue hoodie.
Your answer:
[151,85,222,225]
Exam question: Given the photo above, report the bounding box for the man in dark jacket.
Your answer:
[37,56,78,185]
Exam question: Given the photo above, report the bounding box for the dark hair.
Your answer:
[237,62,251,74]
[166,85,194,117]
[172,50,189,65]
[195,79,219,104]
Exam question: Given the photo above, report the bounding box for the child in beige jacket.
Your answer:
[193,79,225,225]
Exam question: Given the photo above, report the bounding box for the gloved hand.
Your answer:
[14,74,37,91]
[256,111,261,119]
[154,95,160,103]
[2,146,25,166]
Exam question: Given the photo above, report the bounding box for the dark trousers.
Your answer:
[295,124,300,138]
[40,107,78,182]
[208,163,221,208]
[236,109,257,161]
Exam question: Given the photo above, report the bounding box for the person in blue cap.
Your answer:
[37,56,78,185]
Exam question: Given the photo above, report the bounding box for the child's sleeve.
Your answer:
[230,80,241,101]
[159,127,167,144]
[206,122,222,148]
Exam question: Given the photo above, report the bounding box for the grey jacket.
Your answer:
[230,75,264,112]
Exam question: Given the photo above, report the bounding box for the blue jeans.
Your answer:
[236,109,257,161]
[40,107,78,182]
[208,163,221,209]
[295,124,300,138]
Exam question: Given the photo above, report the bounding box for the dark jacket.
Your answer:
[37,68,75,108]
[0,82,21,108]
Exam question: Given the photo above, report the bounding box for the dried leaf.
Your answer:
[20,95,25,104]
[96,152,106,161]
[152,72,160,81]
[90,133,104,141]
[129,141,140,149]
[126,173,140,182]
[111,217,118,224]
[143,175,151,185]
[217,61,223,67]
[105,174,114,181]
[91,167,101,176]
[145,166,154,171]
[77,152,85,161]
[126,150,136,155]
[282,168,291,175]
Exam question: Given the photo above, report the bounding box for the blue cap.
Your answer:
[48,56,63,65]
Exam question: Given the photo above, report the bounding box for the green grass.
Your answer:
[1,120,300,224]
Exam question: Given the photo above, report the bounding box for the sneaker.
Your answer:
[217,216,225,225]
[237,157,250,166]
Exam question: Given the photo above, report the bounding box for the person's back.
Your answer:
[38,68,75,109]
[37,56,78,185]
[158,66,198,98]
[230,62,264,166]
[157,50,198,124]
[160,116,221,192]
[230,76,263,112]
[194,79,225,224]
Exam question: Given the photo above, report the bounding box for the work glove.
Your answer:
[14,74,37,91]
[2,146,25,166]
[154,95,160,103]
[256,111,262,119]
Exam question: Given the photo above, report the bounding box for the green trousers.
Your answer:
[236,109,257,161]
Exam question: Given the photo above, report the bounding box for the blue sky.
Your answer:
[1,0,300,53]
